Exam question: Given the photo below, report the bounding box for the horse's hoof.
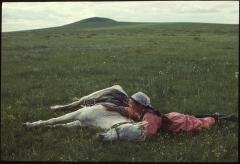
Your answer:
[50,105,61,110]
[96,133,105,141]
[23,122,31,128]
[50,106,56,110]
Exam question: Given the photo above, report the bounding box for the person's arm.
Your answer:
[102,103,140,120]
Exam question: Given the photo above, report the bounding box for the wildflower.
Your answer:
[183,97,186,104]
[158,71,163,75]
[235,72,238,79]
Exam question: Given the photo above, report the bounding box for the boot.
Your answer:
[218,114,238,122]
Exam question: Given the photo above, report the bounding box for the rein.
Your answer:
[110,121,132,129]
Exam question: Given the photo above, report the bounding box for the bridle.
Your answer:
[108,121,132,139]
[108,121,145,140]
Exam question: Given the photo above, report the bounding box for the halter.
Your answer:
[108,121,145,141]
[108,121,132,140]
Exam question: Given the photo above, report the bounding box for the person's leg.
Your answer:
[194,112,238,122]
[194,112,226,118]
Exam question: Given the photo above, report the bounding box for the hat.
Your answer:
[131,92,153,108]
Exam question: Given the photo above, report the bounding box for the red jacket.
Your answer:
[122,108,216,137]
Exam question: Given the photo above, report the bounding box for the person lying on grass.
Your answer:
[103,92,238,138]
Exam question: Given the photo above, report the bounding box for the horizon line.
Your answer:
[2,20,239,33]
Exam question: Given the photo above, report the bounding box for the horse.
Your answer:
[23,85,148,141]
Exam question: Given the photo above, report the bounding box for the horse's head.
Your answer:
[96,121,148,141]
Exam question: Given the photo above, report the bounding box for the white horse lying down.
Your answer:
[23,85,148,141]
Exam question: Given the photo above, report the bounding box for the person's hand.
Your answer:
[136,113,141,120]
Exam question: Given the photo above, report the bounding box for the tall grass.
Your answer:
[1,23,238,161]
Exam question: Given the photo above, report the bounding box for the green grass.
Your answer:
[1,22,239,162]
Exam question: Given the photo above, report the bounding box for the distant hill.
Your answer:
[79,17,117,23]
[62,17,120,28]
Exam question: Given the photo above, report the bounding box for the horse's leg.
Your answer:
[77,85,126,99]
[23,109,82,128]
[50,100,84,111]
[46,120,82,128]
[50,85,126,111]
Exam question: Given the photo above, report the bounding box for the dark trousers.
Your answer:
[194,113,238,122]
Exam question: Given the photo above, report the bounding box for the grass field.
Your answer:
[1,19,239,162]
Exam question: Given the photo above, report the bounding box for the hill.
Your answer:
[78,17,117,23]
[61,17,121,28]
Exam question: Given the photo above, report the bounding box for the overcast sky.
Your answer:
[2,1,239,32]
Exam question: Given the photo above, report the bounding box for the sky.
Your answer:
[2,1,239,32]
